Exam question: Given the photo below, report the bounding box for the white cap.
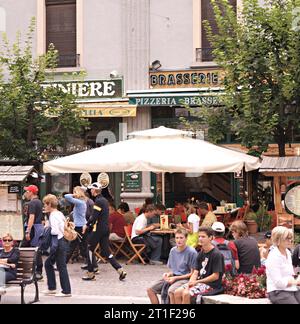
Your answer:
[212,222,225,233]
[88,182,102,190]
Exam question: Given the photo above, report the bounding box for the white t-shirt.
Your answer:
[49,210,66,240]
[188,213,200,233]
[131,213,148,240]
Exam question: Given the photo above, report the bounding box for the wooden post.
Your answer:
[273,176,283,218]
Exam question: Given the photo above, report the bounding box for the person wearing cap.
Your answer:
[259,231,273,266]
[211,222,239,274]
[82,183,127,281]
[24,184,44,280]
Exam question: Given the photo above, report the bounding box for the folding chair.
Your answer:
[110,237,131,261]
[94,243,107,264]
[124,225,147,265]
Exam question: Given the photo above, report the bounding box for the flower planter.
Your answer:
[245,220,258,234]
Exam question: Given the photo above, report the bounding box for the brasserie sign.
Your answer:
[150,69,223,89]
[43,79,123,100]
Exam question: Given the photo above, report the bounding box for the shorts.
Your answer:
[183,283,213,297]
[150,278,189,295]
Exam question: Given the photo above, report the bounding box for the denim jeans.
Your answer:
[45,238,71,294]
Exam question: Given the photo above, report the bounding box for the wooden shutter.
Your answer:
[201,0,236,61]
[46,0,77,67]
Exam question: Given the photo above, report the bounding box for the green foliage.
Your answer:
[0,18,88,163]
[244,211,258,222]
[256,204,272,232]
[294,232,300,245]
[201,0,300,156]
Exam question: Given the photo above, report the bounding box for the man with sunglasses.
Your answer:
[0,234,20,294]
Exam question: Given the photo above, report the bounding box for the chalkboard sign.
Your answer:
[8,185,21,194]
[124,172,142,192]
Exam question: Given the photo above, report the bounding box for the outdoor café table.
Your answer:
[150,229,176,261]
[213,208,240,223]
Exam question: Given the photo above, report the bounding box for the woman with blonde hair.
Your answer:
[64,186,87,264]
[266,226,300,304]
[229,220,260,274]
[0,233,19,292]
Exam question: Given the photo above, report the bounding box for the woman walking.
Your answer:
[43,194,72,297]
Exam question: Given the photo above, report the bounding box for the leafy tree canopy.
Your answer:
[0,18,88,164]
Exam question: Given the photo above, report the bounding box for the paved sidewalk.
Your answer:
[0,260,168,304]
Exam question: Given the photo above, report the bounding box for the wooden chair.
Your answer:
[94,244,107,264]
[110,238,131,261]
[124,225,147,265]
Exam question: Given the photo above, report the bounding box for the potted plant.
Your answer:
[244,211,258,234]
[256,204,272,232]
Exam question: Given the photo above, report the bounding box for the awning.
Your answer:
[127,88,224,106]
[0,166,35,182]
[260,157,300,173]
[78,102,137,118]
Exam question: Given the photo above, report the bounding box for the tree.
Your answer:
[0,19,88,164]
[200,0,300,156]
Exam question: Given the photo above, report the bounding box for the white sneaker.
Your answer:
[54,293,72,297]
[42,289,57,296]
[0,287,6,296]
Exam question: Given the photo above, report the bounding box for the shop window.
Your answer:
[46,0,77,67]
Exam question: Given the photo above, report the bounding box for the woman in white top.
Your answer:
[43,194,72,297]
[266,226,300,304]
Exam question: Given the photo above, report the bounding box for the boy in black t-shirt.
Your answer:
[174,227,224,304]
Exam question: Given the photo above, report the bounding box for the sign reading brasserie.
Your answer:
[43,79,123,100]
[150,69,223,89]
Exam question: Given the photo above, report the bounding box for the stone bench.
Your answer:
[202,294,271,304]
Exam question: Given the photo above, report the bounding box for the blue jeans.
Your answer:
[45,238,71,294]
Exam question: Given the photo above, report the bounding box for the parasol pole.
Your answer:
[162,172,165,205]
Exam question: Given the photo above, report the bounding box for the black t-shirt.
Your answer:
[195,247,224,290]
[234,237,261,274]
[27,198,43,224]
[0,248,20,277]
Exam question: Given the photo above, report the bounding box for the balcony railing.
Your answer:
[57,54,80,68]
[196,48,214,62]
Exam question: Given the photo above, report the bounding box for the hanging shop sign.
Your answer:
[81,106,136,117]
[43,79,123,100]
[150,69,224,89]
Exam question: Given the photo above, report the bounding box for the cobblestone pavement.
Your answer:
[1,259,168,304]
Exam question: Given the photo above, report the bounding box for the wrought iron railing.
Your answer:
[196,48,214,62]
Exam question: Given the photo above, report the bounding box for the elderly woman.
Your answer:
[0,234,20,287]
[266,226,300,304]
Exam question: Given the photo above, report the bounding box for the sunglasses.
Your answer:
[3,239,13,242]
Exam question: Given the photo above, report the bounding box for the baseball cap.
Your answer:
[24,185,39,194]
[212,222,225,233]
[264,231,272,239]
[88,182,102,190]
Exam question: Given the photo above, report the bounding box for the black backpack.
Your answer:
[38,227,52,253]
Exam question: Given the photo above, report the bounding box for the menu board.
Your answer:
[0,212,24,241]
[0,185,19,212]
[124,172,142,192]
[284,184,300,217]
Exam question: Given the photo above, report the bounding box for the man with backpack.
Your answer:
[211,222,239,276]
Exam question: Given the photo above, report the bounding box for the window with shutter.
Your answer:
[200,0,236,62]
[46,0,77,67]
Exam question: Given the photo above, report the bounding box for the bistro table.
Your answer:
[213,208,240,223]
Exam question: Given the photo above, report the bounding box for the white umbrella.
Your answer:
[44,126,261,203]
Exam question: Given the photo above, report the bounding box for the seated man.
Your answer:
[147,228,197,304]
[198,202,217,228]
[131,204,163,265]
[0,233,20,294]
[109,202,126,241]
[174,227,224,304]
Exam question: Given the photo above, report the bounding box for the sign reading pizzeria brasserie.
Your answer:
[150,69,223,89]
[43,79,123,99]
